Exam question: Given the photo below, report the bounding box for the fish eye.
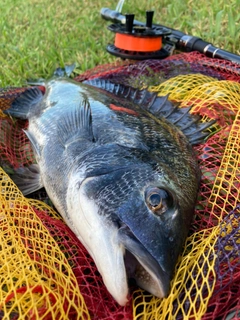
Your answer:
[145,187,173,215]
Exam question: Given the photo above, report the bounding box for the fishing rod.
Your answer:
[100,1,240,65]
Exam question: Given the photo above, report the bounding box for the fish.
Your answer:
[4,76,214,306]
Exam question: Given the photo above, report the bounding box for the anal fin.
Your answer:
[5,164,43,196]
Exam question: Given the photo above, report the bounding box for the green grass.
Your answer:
[0,0,239,87]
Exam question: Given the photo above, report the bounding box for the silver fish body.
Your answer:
[5,77,213,305]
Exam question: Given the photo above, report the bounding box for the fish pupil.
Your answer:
[145,188,172,214]
[149,194,161,207]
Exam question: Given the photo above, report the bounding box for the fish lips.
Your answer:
[118,225,171,298]
[117,193,186,299]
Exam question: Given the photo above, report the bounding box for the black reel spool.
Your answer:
[106,11,171,60]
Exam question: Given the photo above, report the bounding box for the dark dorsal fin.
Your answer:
[57,98,95,147]
[3,87,43,119]
[84,79,215,145]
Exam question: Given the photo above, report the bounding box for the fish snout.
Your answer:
[118,225,171,298]
[117,190,189,300]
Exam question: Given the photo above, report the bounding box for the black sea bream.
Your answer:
[5,77,214,306]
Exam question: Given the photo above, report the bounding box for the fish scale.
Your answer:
[4,76,214,306]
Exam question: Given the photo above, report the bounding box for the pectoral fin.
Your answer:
[57,98,95,147]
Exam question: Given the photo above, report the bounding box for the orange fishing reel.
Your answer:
[106,11,171,60]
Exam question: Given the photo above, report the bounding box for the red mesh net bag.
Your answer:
[0,51,239,319]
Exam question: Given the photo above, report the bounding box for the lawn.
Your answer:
[0,0,239,86]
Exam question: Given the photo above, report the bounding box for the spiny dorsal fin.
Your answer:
[57,98,95,147]
[4,87,43,119]
[84,78,158,108]
[84,79,215,145]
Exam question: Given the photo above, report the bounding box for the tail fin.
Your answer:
[53,63,76,77]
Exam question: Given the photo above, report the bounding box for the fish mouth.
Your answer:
[118,225,170,299]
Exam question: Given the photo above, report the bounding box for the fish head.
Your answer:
[116,183,192,299]
[67,156,199,305]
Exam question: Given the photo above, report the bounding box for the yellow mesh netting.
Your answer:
[0,68,240,319]
[133,227,219,319]
[208,109,240,220]
[149,74,216,100]
[132,108,240,320]
[0,167,90,319]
